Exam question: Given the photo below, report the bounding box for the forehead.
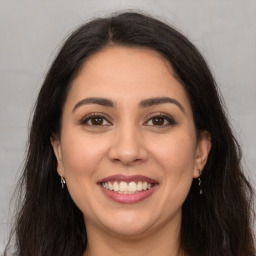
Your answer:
[77,46,174,85]
[66,46,191,111]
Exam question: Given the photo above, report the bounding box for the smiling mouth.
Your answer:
[101,181,154,194]
[97,175,158,204]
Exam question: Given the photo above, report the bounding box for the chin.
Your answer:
[99,211,155,237]
[105,222,152,238]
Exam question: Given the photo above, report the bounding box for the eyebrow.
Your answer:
[72,97,184,113]
[72,97,115,112]
[139,97,185,112]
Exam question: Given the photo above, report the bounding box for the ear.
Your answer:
[193,130,211,178]
[50,134,64,177]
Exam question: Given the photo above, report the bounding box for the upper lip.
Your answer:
[97,174,158,184]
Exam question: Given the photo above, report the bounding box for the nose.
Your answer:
[107,125,148,166]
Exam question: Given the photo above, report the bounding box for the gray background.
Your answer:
[0,0,255,252]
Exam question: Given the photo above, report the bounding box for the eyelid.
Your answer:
[79,112,112,125]
[79,112,176,127]
[144,112,176,126]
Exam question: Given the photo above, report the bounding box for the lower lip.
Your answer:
[99,185,158,204]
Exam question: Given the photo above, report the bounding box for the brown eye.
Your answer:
[145,114,176,127]
[91,117,104,125]
[152,117,165,125]
[80,114,111,126]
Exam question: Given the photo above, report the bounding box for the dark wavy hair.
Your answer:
[4,12,255,256]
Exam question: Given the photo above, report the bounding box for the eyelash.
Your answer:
[79,113,112,126]
[79,112,176,127]
[144,113,176,127]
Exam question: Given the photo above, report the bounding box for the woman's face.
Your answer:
[52,46,210,238]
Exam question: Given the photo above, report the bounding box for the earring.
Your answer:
[60,175,66,189]
[198,170,202,195]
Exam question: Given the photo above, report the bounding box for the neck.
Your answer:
[83,215,187,256]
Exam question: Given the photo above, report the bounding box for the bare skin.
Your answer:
[51,46,211,256]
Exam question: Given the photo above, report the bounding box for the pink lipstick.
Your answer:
[97,175,158,204]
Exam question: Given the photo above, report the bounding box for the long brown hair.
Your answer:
[4,12,255,256]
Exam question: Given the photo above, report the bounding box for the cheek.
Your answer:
[59,129,110,214]
[152,131,196,172]
[149,131,196,199]
[60,129,109,180]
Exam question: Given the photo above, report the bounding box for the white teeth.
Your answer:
[108,181,113,190]
[128,182,137,192]
[142,181,147,190]
[120,181,128,191]
[137,181,143,191]
[113,181,119,192]
[101,181,154,194]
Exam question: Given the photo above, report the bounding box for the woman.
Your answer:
[4,12,255,256]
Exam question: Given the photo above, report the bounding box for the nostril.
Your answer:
[107,134,148,165]
[111,157,145,165]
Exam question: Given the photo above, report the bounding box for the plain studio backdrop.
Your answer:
[0,1,255,252]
